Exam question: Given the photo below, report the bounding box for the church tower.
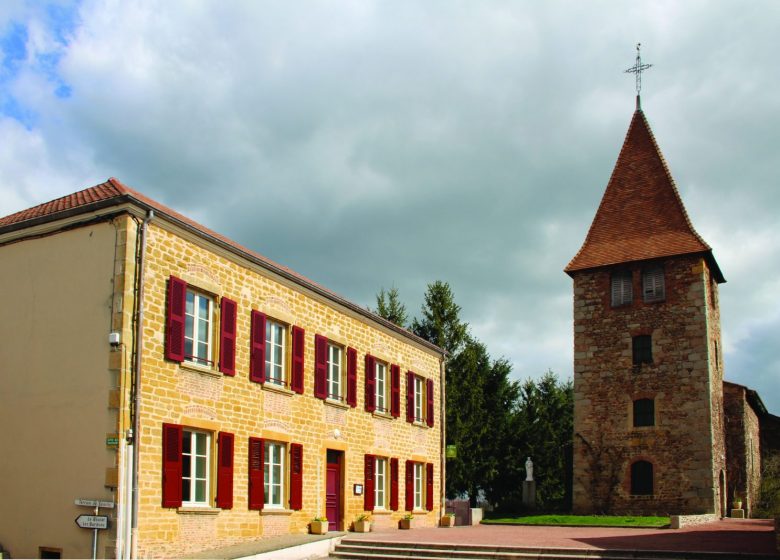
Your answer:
[565,100,727,515]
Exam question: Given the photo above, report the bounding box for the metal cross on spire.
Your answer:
[624,43,652,108]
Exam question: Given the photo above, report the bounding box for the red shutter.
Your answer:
[426,462,434,511]
[314,334,328,399]
[248,437,264,510]
[364,454,375,511]
[249,310,266,383]
[426,378,434,427]
[390,458,399,511]
[406,371,415,423]
[216,432,234,509]
[347,347,357,407]
[365,355,376,413]
[290,326,305,394]
[219,297,237,376]
[390,364,400,418]
[165,277,186,362]
[405,460,414,511]
[162,423,183,508]
[290,443,304,510]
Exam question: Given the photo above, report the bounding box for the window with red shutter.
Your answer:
[248,437,264,510]
[405,460,413,511]
[406,371,415,423]
[314,334,328,399]
[290,326,305,394]
[216,432,234,509]
[390,365,400,418]
[165,277,187,362]
[162,423,183,508]
[364,454,375,511]
[426,463,434,511]
[390,458,399,511]
[346,347,357,407]
[365,355,376,412]
[219,297,237,376]
[290,443,303,510]
[249,310,266,383]
[426,378,434,427]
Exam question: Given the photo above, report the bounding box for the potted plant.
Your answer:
[310,516,329,535]
[440,512,455,527]
[732,496,743,510]
[399,513,414,530]
[353,513,371,533]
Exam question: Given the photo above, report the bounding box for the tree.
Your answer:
[411,281,468,355]
[374,286,408,327]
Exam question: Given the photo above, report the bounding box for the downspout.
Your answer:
[439,356,447,520]
[130,210,153,558]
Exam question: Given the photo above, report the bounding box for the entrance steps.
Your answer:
[330,539,779,560]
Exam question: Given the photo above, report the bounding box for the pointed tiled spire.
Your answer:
[566,109,724,282]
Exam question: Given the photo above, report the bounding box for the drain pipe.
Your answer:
[130,209,153,558]
[440,355,447,520]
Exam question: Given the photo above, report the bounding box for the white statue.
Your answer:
[525,457,534,482]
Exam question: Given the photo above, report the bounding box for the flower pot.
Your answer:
[440,515,455,527]
[399,518,413,530]
[732,501,742,510]
[353,519,371,533]
[310,520,329,535]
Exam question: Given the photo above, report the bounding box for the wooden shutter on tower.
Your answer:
[248,437,264,510]
[406,371,415,423]
[165,276,186,362]
[426,378,434,427]
[347,347,358,407]
[219,297,237,376]
[249,310,266,383]
[364,454,375,511]
[390,458,399,511]
[365,355,376,412]
[216,432,234,509]
[314,334,328,399]
[161,423,183,508]
[290,443,304,510]
[405,460,414,511]
[425,463,434,511]
[390,364,400,417]
[290,326,305,394]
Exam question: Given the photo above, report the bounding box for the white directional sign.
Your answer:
[75,499,115,508]
[75,515,109,529]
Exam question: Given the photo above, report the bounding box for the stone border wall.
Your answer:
[669,513,719,529]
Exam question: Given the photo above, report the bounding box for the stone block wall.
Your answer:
[724,382,762,517]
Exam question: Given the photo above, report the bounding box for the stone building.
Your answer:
[0,179,445,558]
[565,99,775,516]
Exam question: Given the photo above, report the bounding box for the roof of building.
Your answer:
[0,178,445,356]
[565,108,724,282]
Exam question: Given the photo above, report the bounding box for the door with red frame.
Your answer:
[325,450,343,530]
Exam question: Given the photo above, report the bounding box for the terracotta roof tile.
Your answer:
[565,109,722,280]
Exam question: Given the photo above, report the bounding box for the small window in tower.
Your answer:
[630,460,653,495]
[632,335,652,367]
[633,398,655,427]
[642,266,665,302]
[611,270,633,307]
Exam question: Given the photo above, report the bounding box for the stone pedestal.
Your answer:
[522,480,536,508]
[730,508,745,519]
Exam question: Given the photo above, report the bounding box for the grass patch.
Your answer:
[481,514,670,528]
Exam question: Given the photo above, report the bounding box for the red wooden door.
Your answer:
[326,450,342,530]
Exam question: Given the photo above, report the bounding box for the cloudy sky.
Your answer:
[1,1,778,412]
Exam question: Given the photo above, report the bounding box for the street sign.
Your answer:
[75,515,108,530]
[75,499,115,508]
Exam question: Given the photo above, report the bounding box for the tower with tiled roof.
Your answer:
[565,102,727,515]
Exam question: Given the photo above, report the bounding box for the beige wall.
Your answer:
[0,221,121,559]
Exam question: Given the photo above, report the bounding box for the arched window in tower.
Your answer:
[611,270,633,307]
[633,398,655,427]
[631,460,653,495]
[642,266,665,302]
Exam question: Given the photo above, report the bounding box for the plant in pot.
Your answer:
[732,495,743,510]
[310,516,329,535]
[353,513,371,533]
[399,513,414,530]
[440,512,455,527]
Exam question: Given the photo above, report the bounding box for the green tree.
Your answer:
[411,281,468,355]
[374,286,408,327]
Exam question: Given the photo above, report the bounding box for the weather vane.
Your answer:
[624,43,652,107]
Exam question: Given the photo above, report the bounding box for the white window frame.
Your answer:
[185,290,214,366]
[182,429,211,506]
[611,270,632,307]
[375,361,388,413]
[414,375,424,423]
[413,462,423,510]
[264,441,286,509]
[327,343,343,401]
[265,319,287,386]
[375,457,387,510]
[642,267,665,302]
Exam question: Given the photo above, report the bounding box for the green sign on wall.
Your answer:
[446,445,457,458]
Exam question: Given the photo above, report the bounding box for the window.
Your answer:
[315,335,356,405]
[642,266,665,302]
[327,343,343,401]
[414,376,424,422]
[611,270,633,306]
[182,429,211,505]
[413,462,424,510]
[264,441,286,508]
[406,372,434,427]
[185,290,214,366]
[375,361,388,413]
[632,335,652,367]
[633,398,655,427]
[265,320,287,386]
[375,457,387,509]
[631,460,653,495]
